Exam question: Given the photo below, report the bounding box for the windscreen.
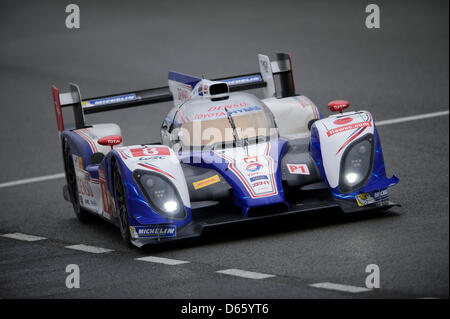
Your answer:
[172,93,277,148]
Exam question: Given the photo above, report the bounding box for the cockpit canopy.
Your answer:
[171,92,278,148]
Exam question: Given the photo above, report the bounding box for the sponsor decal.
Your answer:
[246,171,263,177]
[250,175,268,182]
[328,100,350,113]
[287,164,310,175]
[327,120,372,137]
[329,103,348,112]
[130,225,176,238]
[207,102,247,112]
[221,75,262,86]
[130,147,171,157]
[99,137,121,145]
[193,174,221,190]
[252,180,270,187]
[75,156,83,170]
[213,142,278,199]
[77,177,93,197]
[356,189,388,207]
[333,117,353,125]
[246,163,263,172]
[243,156,258,163]
[99,169,111,215]
[177,87,191,102]
[138,156,167,161]
[194,105,261,121]
[82,94,136,107]
[73,154,100,210]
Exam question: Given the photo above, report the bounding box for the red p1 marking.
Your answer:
[287,164,310,175]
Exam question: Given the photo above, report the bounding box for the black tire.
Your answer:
[308,118,319,131]
[63,139,92,222]
[113,163,132,245]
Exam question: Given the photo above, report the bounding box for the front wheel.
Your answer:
[113,164,132,245]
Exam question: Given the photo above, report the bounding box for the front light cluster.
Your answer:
[339,134,375,193]
[133,170,186,219]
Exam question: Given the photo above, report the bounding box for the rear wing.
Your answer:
[52,52,296,131]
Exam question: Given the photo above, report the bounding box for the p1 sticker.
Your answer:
[287,164,310,175]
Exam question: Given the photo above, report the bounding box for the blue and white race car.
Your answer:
[51,53,399,247]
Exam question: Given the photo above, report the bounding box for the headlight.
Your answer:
[338,134,375,193]
[133,170,186,219]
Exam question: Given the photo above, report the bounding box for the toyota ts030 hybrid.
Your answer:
[51,53,399,247]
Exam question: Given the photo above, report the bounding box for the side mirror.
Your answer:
[97,135,122,150]
[328,100,350,114]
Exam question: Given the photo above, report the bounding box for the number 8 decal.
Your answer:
[142,148,158,156]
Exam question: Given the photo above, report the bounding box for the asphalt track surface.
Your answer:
[0,0,448,299]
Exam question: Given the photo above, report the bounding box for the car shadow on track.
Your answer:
[139,208,402,254]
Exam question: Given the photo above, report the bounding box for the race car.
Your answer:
[51,52,399,247]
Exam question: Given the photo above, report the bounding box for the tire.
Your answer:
[113,163,132,245]
[308,118,319,131]
[63,139,92,222]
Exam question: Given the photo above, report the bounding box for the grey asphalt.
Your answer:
[0,0,448,298]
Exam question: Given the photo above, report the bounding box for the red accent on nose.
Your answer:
[328,100,350,114]
[98,135,122,150]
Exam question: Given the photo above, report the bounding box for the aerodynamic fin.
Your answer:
[168,71,202,107]
[51,52,297,131]
[258,52,296,99]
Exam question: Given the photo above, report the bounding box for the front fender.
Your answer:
[105,145,192,228]
[310,110,399,199]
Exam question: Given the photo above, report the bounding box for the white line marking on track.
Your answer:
[375,110,449,126]
[135,256,189,265]
[309,282,372,293]
[65,244,114,254]
[0,173,65,189]
[1,232,47,242]
[0,110,447,190]
[216,269,276,279]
